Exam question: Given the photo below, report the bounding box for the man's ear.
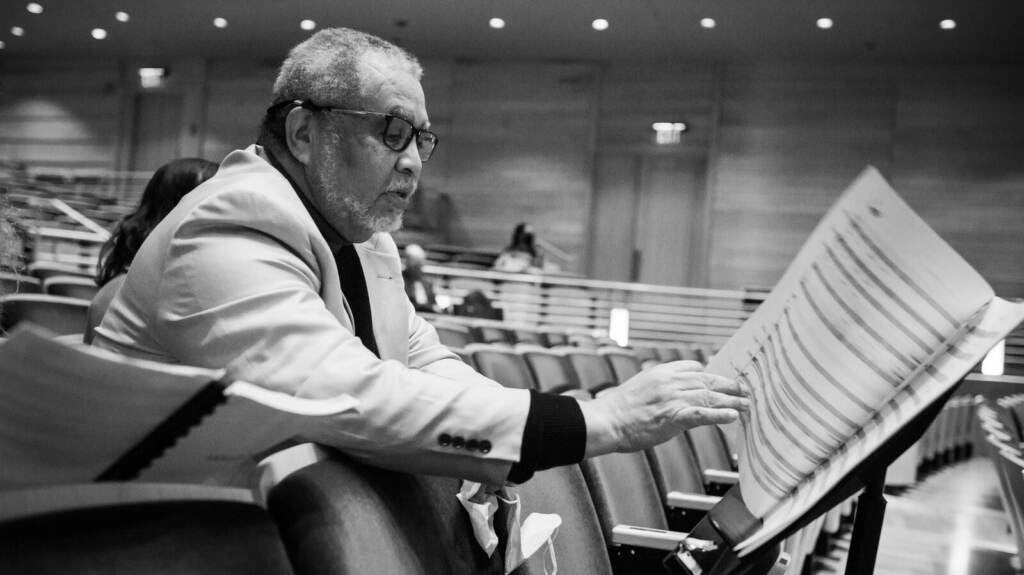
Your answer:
[284,107,315,165]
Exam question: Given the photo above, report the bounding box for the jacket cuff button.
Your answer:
[466,439,479,451]
[478,440,492,454]
[452,436,466,449]
[438,433,452,447]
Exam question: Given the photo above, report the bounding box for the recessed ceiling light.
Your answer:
[592,18,609,31]
[213,17,228,29]
[939,19,956,30]
[11,26,25,37]
[26,3,43,14]
[0,41,5,49]
[700,18,716,29]
[816,18,834,30]
[91,28,107,40]
[115,11,129,23]
[489,17,505,29]
[300,19,316,31]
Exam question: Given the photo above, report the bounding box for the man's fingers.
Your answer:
[672,372,746,396]
[684,407,741,426]
[667,360,704,372]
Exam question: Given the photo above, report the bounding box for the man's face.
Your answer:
[306,52,428,243]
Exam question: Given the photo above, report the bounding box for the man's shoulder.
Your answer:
[173,149,311,232]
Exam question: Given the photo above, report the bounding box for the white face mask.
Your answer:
[456,480,562,575]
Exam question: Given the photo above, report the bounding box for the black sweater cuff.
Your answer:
[506,390,587,484]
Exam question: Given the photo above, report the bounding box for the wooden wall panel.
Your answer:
[203,61,276,163]
[890,66,1024,297]
[441,62,598,269]
[0,60,123,170]
[708,64,898,290]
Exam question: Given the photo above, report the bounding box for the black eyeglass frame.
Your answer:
[267,99,438,162]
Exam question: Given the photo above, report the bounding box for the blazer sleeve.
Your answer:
[152,188,531,485]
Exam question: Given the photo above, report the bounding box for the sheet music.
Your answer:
[736,296,1024,555]
[707,167,996,518]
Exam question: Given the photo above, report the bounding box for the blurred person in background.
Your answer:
[402,243,440,313]
[86,158,218,342]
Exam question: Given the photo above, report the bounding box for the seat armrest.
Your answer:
[666,491,720,511]
[703,468,739,485]
[611,524,688,551]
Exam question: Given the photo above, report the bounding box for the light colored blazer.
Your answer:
[94,146,530,484]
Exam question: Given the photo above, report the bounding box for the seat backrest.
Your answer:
[686,425,736,473]
[26,262,93,283]
[472,323,514,345]
[267,453,504,575]
[433,322,474,348]
[598,347,642,383]
[540,329,568,348]
[0,484,294,575]
[580,450,669,541]
[44,275,99,301]
[646,434,708,498]
[518,346,579,393]
[509,326,545,346]
[467,343,536,389]
[514,465,613,575]
[0,294,90,336]
[655,346,682,362]
[561,348,618,395]
[0,272,41,295]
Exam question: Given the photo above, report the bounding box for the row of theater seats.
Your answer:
[0,265,98,337]
[427,315,714,366]
[976,395,1024,570]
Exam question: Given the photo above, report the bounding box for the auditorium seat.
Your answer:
[646,434,720,532]
[449,346,476,369]
[0,294,90,336]
[26,261,93,283]
[508,325,545,346]
[465,343,536,389]
[471,323,515,345]
[580,449,687,573]
[566,330,598,348]
[560,347,618,395]
[0,272,41,295]
[0,483,294,575]
[598,347,642,383]
[514,465,613,575]
[539,328,569,348]
[433,322,474,348]
[267,451,504,575]
[685,425,739,495]
[517,344,579,394]
[43,275,99,300]
[654,345,683,362]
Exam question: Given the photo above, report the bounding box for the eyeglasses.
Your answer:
[268,99,439,162]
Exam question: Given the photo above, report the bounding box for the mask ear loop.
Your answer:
[542,525,559,575]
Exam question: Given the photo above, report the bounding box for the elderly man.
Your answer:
[93,28,748,485]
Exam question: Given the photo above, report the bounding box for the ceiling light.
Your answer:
[700,18,716,29]
[91,28,107,40]
[489,17,505,29]
[213,17,228,29]
[592,18,609,31]
[300,19,316,31]
[816,18,833,30]
[11,26,25,37]
[26,3,43,14]
[939,19,956,30]
[0,41,5,50]
[115,11,130,23]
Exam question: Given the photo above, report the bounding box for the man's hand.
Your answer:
[578,360,749,458]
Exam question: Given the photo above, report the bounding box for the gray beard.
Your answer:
[337,191,404,235]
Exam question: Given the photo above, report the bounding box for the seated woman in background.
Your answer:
[86,158,218,343]
[492,222,544,273]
